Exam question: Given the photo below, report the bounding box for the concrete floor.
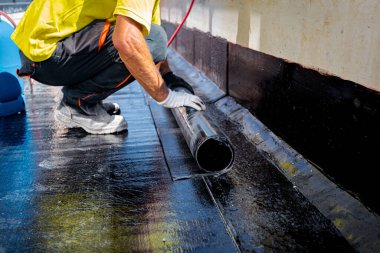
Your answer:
[0,79,355,252]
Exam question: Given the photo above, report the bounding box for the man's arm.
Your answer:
[112,15,205,111]
[113,15,168,102]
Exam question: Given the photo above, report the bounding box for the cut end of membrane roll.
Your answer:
[196,137,234,172]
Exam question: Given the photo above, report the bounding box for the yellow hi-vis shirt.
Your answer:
[11,0,161,62]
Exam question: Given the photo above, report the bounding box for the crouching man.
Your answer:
[12,0,205,134]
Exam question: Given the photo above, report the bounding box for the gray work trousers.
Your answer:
[19,20,168,109]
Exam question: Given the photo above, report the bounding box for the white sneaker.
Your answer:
[55,101,127,134]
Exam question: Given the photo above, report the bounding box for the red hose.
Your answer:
[0,10,17,28]
[167,0,195,47]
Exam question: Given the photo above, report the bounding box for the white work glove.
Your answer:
[158,89,206,111]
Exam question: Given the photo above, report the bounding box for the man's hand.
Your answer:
[158,89,206,111]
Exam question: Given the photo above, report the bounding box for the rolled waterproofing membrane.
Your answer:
[170,87,234,173]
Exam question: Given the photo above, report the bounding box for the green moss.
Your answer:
[34,192,180,252]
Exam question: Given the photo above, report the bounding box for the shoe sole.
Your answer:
[55,109,128,134]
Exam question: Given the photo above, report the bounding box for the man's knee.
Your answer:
[146,24,168,63]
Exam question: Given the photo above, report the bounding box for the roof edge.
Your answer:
[167,47,380,253]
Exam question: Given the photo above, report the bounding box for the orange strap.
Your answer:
[16,69,32,78]
[98,20,111,52]
[115,74,132,89]
[16,62,36,78]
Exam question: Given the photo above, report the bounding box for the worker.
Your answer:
[12,0,205,134]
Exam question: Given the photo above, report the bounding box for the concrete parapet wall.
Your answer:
[161,0,380,90]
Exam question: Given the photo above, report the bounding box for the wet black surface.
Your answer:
[201,104,355,253]
[0,82,237,252]
[0,80,356,252]
[149,86,355,251]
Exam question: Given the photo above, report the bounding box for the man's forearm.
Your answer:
[113,15,168,102]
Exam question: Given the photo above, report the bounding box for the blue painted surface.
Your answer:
[0,19,25,116]
[0,113,36,250]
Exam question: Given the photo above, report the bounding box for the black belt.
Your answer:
[16,51,37,78]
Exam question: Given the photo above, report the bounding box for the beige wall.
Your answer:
[161,0,380,90]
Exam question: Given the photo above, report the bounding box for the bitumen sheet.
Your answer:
[0,81,354,252]
[0,82,236,252]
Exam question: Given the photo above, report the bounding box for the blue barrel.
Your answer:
[0,18,25,116]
